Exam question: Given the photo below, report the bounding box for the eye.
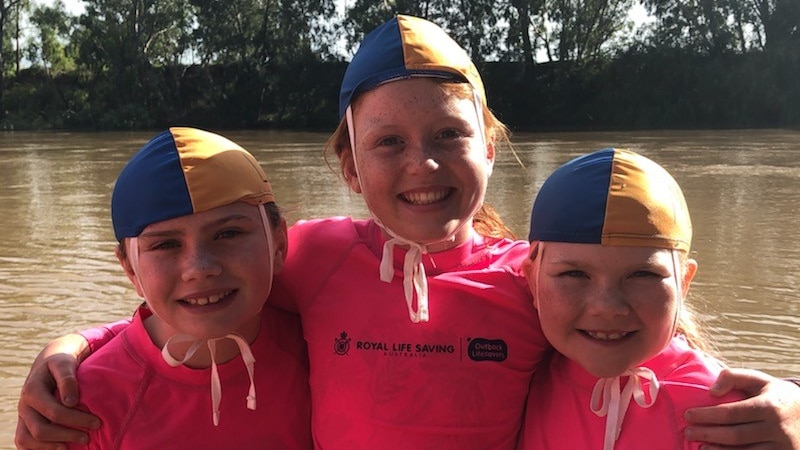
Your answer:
[149,239,180,251]
[559,269,588,279]
[437,128,467,140]
[376,135,403,147]
[630,270,666,279]
[216,228,244,240]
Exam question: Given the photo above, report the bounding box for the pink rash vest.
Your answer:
[270,217,549,449]
[517,335,745,450]
[70,306,312,450]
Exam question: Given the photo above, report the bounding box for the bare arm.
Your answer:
[684,368,800,449]
[15,334,98,450]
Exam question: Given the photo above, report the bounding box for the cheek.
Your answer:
[535,282,580,332]
[630,285,679,336]
[132,256,175,299]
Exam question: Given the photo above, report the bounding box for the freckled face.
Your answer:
[524,243,695,378]
[121,202,286,342]
[344,78,494,250]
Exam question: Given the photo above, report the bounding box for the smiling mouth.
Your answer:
[582,330,634,341]
[182,290,234,306]
[400,189,452,205]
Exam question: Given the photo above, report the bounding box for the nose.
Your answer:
[405,140,440,174]
[586,283,630,318]
[181,243,222,281]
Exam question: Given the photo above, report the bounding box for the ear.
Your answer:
[681,258,698,298]
[485,139,495,176]
[521,242,540,308]
[339,148,362,194]
[271,218,289,274]
[116,243,145,298]
[486,138,496,162]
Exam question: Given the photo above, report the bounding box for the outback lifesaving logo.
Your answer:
[333,332,507,362]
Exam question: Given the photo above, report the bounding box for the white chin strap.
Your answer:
[126,205,275,426]
[343,89,486,324]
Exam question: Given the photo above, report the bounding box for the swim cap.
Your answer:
[338,14,485,118]
[528,148,691,252]
[111,127,274,241]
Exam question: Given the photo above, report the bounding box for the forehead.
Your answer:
[542,242,672,264]
[141,202,259,233]
[354,79,475,120]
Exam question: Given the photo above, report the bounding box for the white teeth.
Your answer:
[402,190,448,205]
[586,330,630,341]
[184,290,232,306]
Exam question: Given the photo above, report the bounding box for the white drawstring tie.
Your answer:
[378,231,430,323]
[161,333,257,426]
[590,367,660,450]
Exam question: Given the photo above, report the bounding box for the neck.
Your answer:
[143,315,261,368]
[376,220,474,254]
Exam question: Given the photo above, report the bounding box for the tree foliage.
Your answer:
[0,0,796,130]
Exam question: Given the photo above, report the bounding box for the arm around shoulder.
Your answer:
[684,368,800,449]
[16,332,102,449]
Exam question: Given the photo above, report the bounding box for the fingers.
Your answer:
[685,420,775,447]
[16,352,100,449]
[686,396,780,426]
[15,409,86,450]
[709,368,770,397]
[698,444,783,450]
[20,354,98,429]
[47,355,81,407]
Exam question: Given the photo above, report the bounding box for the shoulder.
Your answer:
[482,236,530,267]
[655,336,729,386]
[288,216,364,242]
[261,305,307,363]
[77,314,154,395]
[651,338,745,413]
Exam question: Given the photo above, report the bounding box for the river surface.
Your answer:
[0,129,798,445]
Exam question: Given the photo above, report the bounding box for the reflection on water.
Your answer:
[0,129,798,445]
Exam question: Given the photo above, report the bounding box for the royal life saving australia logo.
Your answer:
[333,331,507,362]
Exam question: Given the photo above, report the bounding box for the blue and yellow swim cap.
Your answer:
[111,127,274,241]
[528,148,692,252]
[338,14,485,118]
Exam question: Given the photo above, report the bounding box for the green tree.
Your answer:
[0,0,27,118]
[503,0,546,65]
[191,0,338,64]
[642,0,741,54]
[346,0,513,63]
[69,0,195,127]
[749,0,800,52]
[26,1,76,75]
[541,0,633,63]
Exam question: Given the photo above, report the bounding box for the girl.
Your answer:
[267,14,548,448]
[15,15,800,450]
[518,148,744,449]
[66,127,311,449]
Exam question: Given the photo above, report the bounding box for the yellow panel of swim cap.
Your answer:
[396,15,486,103]
[601,149,692,252]
[171,127,275,213]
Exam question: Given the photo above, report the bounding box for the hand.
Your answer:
[15,334,100,450]
[684,367,800,449]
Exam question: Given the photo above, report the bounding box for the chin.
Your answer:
[581,360,633,379]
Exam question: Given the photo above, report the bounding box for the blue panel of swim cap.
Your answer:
[111,130,193,241]
[338,17,407,118]
[528,148,615,242]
